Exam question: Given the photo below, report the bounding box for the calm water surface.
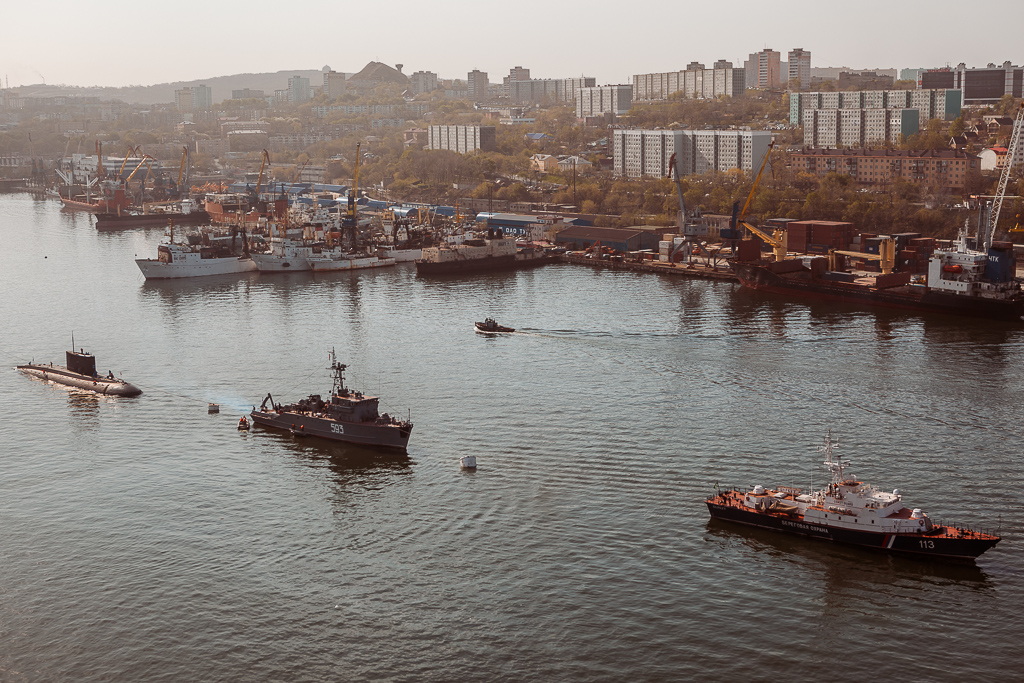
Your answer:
[1,192,1022,681]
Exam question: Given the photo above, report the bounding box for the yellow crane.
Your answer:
[734,140,789,262]
[177,146,190,187]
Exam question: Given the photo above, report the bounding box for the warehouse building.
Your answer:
[554,225,662,252]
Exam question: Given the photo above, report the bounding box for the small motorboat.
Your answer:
[474,318,515,333]
[238,416,250,431]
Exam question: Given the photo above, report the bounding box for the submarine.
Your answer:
[18,348,142,397]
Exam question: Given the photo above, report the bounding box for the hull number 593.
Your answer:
[331,424,345,435]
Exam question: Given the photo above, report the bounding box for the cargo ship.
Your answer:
[415,230,556,275]
[95,199,210,230]
[250,351,412,450]
[706,431,1000,561]
[18,348,142,396]
[733,230,1024,321]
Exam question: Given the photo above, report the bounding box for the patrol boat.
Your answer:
[706,431,1000,561]
[17,348,142,396]
[250,351,413,450]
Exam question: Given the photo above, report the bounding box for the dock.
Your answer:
[560,253,737,282]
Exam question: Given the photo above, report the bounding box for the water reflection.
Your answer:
[67,389,102,430]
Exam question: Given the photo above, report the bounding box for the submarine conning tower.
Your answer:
[66,350,97,377]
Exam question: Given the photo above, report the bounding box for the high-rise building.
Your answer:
[428,125,496,154]
[576,85,632,118]
[791,88,962,133]
[175,85,212,110]
[632,62,744,102]
[174,88,193,111]
[323,71,346,100]
[756,49,782,89]
[288,75,311,103]
[409,71,438,95]
[467,70,489,101]
[788,49,811,90]
[613,129,771,178]
[508,77,595,104]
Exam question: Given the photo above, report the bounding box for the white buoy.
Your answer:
[460,455,477,470]
[208,403,220,414]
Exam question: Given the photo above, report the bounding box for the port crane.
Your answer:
[343,143,361,248]
[735,140,789,262]
[177,146,191,191]
[986,103,1024,243]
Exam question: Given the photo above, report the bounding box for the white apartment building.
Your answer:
[509,77,595,104]
[791,89,962,128]
[633,61,745,102]
[428,125,496,154]
[613,129,772,178]
[576,85,632,118]
[803,108,920,148]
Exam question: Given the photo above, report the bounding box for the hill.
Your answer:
[11,69,338,105]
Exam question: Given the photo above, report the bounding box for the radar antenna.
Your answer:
[328,348,347,395]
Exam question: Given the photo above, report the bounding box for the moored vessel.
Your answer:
[18,348,142,396]
[415,229,556,275]
[734,231,1024,321]
[706,431,1000,561]
[250,351,413,450]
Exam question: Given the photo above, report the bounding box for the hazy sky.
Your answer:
[3,0,1021,88]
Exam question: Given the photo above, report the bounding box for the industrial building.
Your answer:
[612,129,772,178]
[427,125,496,154]
[920,62,1023,104]
[554,225,662,253]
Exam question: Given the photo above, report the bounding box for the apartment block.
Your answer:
[790,89,962,127]
[788,48,811,90]
[427,125,496,154]
[803,108,919,147]
[323,71,346,100]
[791,148,980,193]
[632,61,744,102]
[755,49,782,88]
[409,71,438,95]
[576,85,632,118]
[467,70,489,102]
[508,77,595,104]
[288,76,311,103]
[613,129,771,178]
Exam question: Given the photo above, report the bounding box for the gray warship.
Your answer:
[18,348,142,396]
[250,351,413,450]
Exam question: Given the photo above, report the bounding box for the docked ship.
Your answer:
[250,351,413,450]
[95,199,210,231]
[136,227,255,279]
[706,432,1000,561]
[308,252,396,272]
[415,229,556,275]
[734,231,1024,321]
[18,348,142,396]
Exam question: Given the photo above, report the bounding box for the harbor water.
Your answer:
[1,192,1022,681]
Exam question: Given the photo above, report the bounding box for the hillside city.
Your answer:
[2,49,1023,238]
